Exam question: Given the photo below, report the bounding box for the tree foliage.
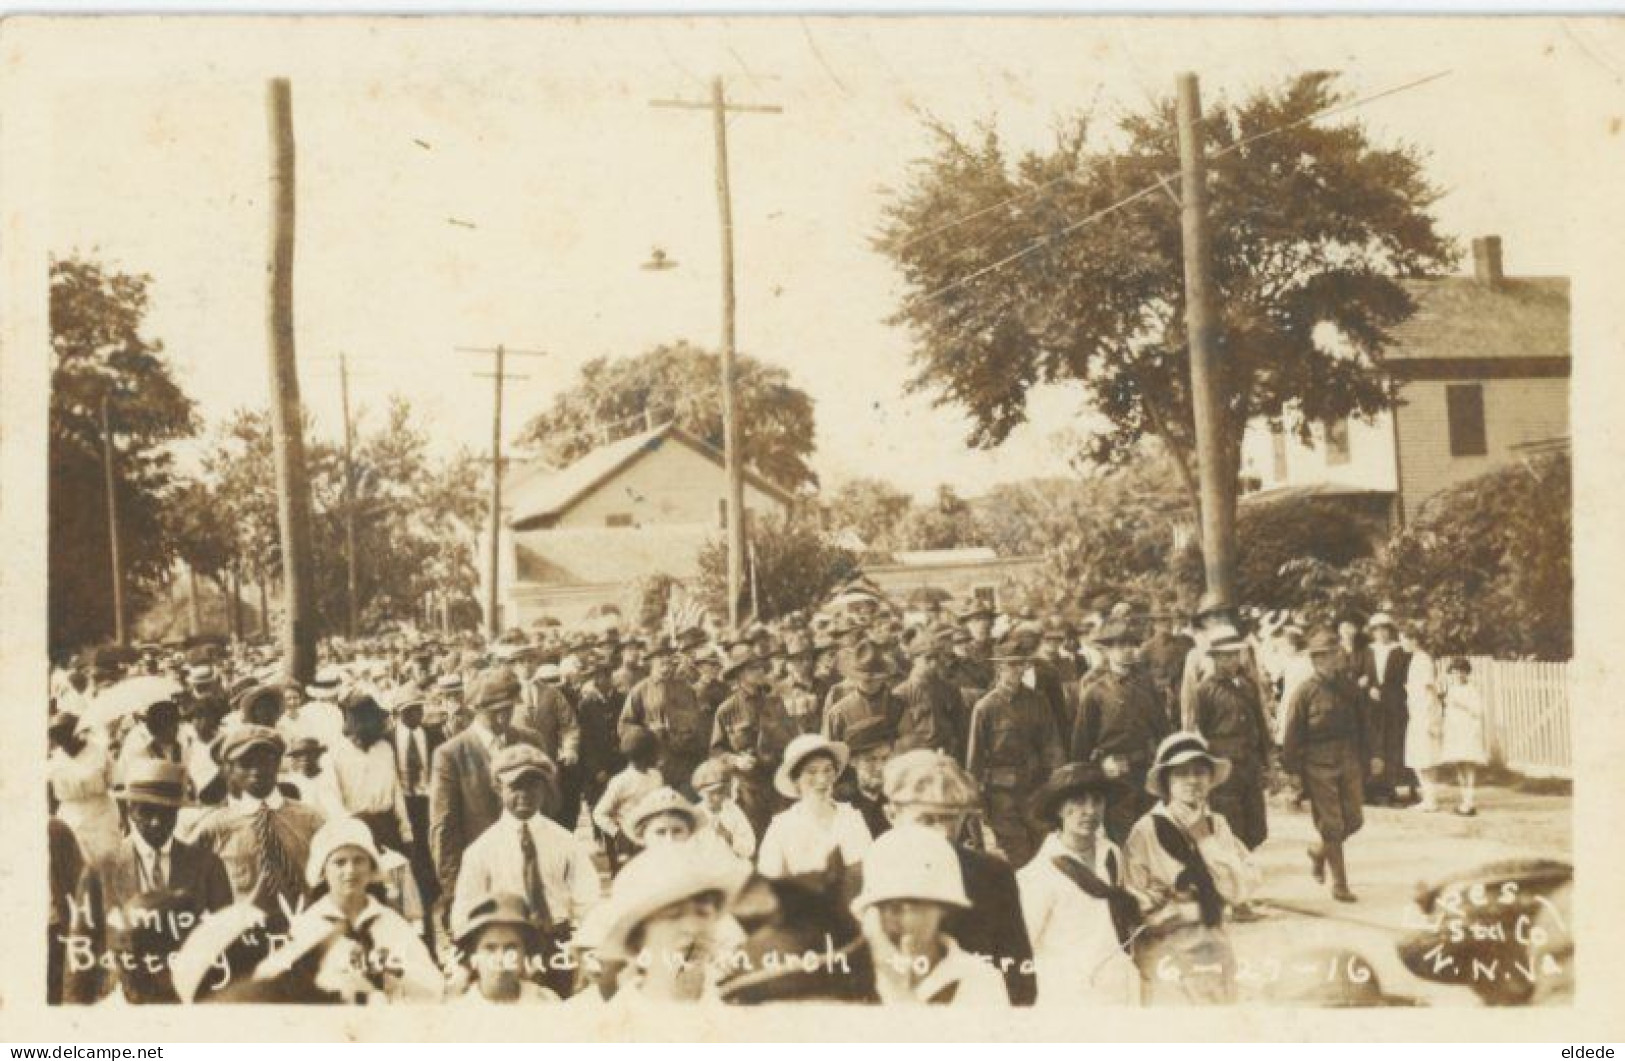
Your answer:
[516,341,819,491]
[893,485,985,552]
[823,477,914,552]
[875,72,1456,514]
[697,513,860,624]
[1367,453,1571,660]
[49,256,199,655]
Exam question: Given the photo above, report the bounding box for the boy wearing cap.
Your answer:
[64,760,234,1004]
[691,758,757,860]
[184,724,325,925]
[453,744,601,993]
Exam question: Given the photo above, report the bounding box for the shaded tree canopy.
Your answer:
[698,512,859,624]
[50,255,198,654]
[515,341,818,491]
[875,72,1457,506]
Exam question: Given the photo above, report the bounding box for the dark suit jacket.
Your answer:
[949,845,1037,1006]
[428,724,543,899]
[64,838,233,1004]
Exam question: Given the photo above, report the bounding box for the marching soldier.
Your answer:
[966,635,1063,868]
[823,641,902,744]
[1069,620,1168,845]
[1192,626,1272,854]
[1282,629,1376,903]
[617,638,710,798]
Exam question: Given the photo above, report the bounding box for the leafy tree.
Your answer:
[875,72,1456,536]
[1230,497,1376,607]
[1367,453,1571,660]
[50,256,198,654]
[697,513,860,623]
[824,477,914,552]
[894,484,984,551]
[516,341,818,491]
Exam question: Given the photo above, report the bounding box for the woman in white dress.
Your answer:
[1437,657,1488,816]
[47,710,123,865]
[1017,762,1141,1005]
[1400,627,1445,812]
[756,734,871,879]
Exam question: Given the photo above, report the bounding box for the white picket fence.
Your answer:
[1468,656,1572,779]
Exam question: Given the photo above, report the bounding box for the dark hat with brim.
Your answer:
[1306,629,1342,656]
[721,648,767,682]
[1031,762,1125,827]
[843,714,898,756]
[119,759,189,808]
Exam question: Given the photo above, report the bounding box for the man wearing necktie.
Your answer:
[391,688,442,945]
[452,744,601,995]
[429,667,546,929]
[63,759,233,1004]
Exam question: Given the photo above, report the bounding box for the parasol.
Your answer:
[81,674,183,731]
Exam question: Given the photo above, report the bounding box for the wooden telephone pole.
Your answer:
[100,393,127,645]
[1175,72,1238,609]
[339,352,358,639]
[265,77,318,682]
[458,344,547,640]
[650,77,781,631]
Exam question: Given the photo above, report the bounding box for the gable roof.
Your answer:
[1386,277,1569,362]
[506,421,796,530]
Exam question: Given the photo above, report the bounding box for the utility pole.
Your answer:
[458,344,547,640]
[264,77,319,683]
[651,77,781,631]
[1176,72,1237,609]
[99,392,126,645]
[339,352,358,639]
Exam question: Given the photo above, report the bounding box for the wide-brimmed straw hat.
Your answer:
[773,733,850,799]
[626,786,707,844]
[851,824,969,915]
[595,843,751,960]
[1145,731,1232,798]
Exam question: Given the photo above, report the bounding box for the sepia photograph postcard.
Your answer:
[2,10,1624,1042]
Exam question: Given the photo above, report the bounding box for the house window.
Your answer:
[605,513,633,528]
[1325,418,1351,466]
[1270,429,1289,482]
[1446,384,1488,457]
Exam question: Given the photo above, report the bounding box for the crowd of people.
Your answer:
[44,582,1509,1009]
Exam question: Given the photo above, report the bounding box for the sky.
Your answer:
[44,15,1608,498]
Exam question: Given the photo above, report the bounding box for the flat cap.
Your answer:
[219,724,286,763]
[492,743,557,785]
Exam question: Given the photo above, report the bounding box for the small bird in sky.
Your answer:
[413,138,432,150]
[625,486,647,503]
[447,217,477,229]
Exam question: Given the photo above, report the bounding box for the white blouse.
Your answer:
[1017,833,1140,1005]
[756,799,871,879]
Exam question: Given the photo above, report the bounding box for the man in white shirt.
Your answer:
[452,744,601,994]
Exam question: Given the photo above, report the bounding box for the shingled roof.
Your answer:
[1386,277,1570,362]
[506,421,796,530]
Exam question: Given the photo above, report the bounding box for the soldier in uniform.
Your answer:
[966,635,1064,868]
[1069,620,1169,845]
[956,602,996,691]
[1192,627,1272,854]
[822,641,901,744]
[617,637,711,798]
[517,663,581,829]
[891,625,964,757]
[709,646,801,780]
[775,634,824,735]
[1282,629,1376,903]
[1140,607,1195,727]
